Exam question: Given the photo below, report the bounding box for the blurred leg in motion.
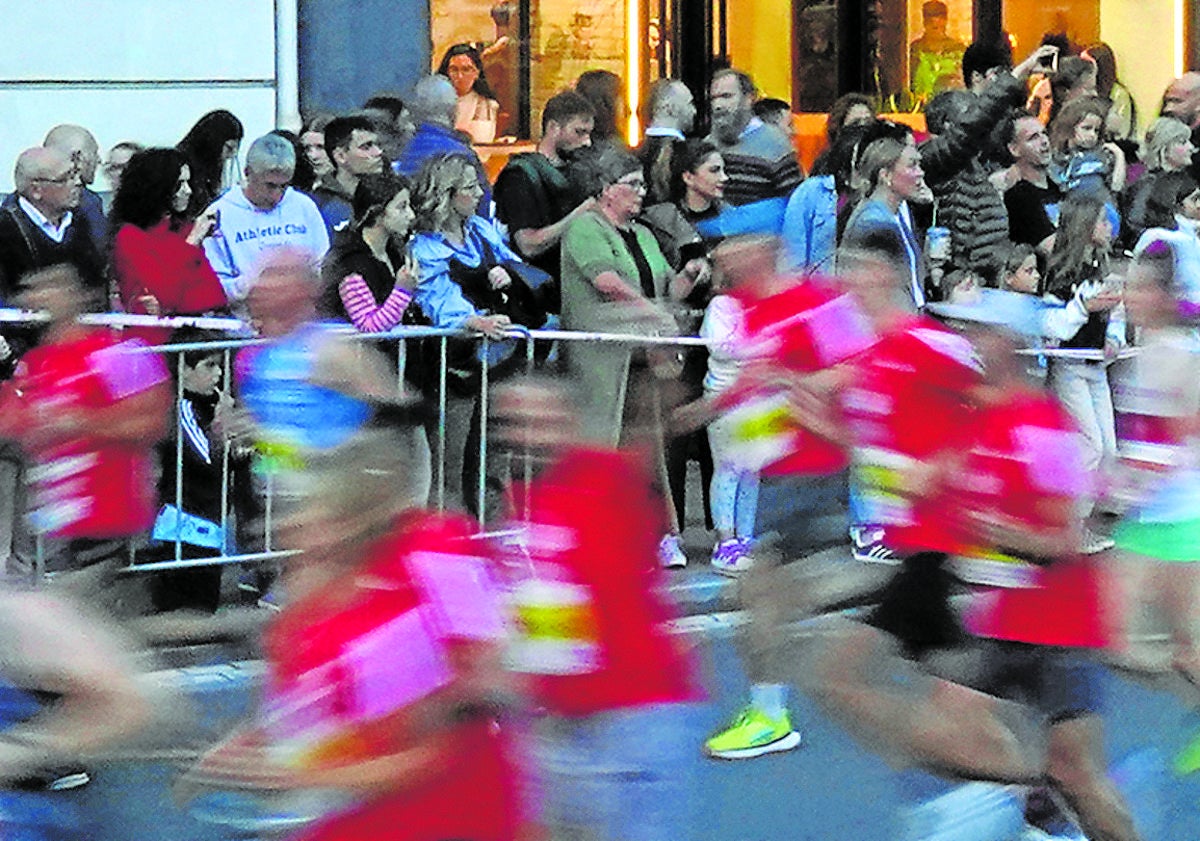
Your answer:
[1047,716,1140,841]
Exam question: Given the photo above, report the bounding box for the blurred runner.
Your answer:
[1108,241,1200,778]
[177,417,523,841]
[741,233,1049,783]
[231,248,431,604]
[0,263,170,612]
[680,236,875,760]
[936,289,1138,841]
[0,586,152,837]
[491,375,703,841]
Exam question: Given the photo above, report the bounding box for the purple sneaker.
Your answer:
[711,537,755,577]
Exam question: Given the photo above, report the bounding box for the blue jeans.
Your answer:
[755,470,849,561]
[535,703,698,841]
[707,414,759,537]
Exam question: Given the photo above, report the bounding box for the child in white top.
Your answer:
[699,272,758,574]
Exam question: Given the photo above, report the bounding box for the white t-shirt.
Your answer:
[700,294,747,395]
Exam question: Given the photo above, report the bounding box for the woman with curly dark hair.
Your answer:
[110,147,227,326]
[177,109,244,213]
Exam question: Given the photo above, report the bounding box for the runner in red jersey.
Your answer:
[679,237,876,759]
[742,238,1053,784]
[937,290,1137,841]
[842,314,981,556]
[178,424,523,841]
[0,265,170,599]
[492,376,703,841]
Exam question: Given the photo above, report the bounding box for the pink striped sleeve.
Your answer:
[340,273,413,333]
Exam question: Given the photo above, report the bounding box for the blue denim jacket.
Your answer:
[781,175,837,274]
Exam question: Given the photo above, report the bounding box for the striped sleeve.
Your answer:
[339,273,413,333]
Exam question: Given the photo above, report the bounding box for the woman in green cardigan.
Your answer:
[561,145,707,567]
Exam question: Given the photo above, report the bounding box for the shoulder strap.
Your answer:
[467,222,500,269]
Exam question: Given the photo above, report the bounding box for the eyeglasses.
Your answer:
[35,172,76,185]
[615,176,647,192]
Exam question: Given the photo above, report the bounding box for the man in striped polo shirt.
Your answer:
[706,69,803,207]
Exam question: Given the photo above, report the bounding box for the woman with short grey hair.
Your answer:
[560,144,707,567]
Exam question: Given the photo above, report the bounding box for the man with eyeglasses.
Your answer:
[43,124,108,257]
[0,146,106,678]
[0,146,103,308]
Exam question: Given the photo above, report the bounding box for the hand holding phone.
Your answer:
[1037,45,1059,73]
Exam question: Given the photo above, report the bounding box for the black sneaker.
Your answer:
[851,527,899,564]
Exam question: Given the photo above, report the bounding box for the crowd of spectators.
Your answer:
[5,27,1200,841]
[0,34,1199,593]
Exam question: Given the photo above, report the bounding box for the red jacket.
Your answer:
[112,219,227,315]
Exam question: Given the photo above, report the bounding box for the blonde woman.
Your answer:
[1123,117,1197,247]
[409,152,544,514]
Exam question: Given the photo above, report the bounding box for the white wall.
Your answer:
[1100,0,1181,134]
[0,0,279,193]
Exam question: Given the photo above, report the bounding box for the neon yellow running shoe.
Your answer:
[1175,730,1200,776]
[703,706,801,760]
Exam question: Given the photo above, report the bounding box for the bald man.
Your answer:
[0,147,103,305]
[637,79,697,205]
[1161,73,1200,183]
[43,125,107,255]
[392,76,491,212]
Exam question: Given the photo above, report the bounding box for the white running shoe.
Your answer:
[659,533,687,568]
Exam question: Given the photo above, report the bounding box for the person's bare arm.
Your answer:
[0,591,150,777]
[1105,142,1128,193]
[1036,233,1056,258]
[313,334,403,403]
[513,198,598,258]
[593,269,649,304]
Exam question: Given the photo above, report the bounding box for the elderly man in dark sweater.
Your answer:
[0,146,104,307]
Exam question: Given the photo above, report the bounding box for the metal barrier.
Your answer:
[0,305,1129,586]
[0,309,709,585]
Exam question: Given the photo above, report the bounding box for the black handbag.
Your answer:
[447,228,550,330]
[441,228,549,395]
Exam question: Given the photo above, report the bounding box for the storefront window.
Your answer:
[1002,0,1099,58]
[905,0,971,107]
[431,0,673,142]
[430,1,523,139]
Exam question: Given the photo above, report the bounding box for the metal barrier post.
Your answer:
[263,471,274,554]
[174,351,186,564]
[477,336,490,528]
[33,533,44,586]
[219,348,232,553]
[437,336,448,512]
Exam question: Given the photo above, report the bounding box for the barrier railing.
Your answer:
[0,309,709,585]
[0,305,1136,587]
